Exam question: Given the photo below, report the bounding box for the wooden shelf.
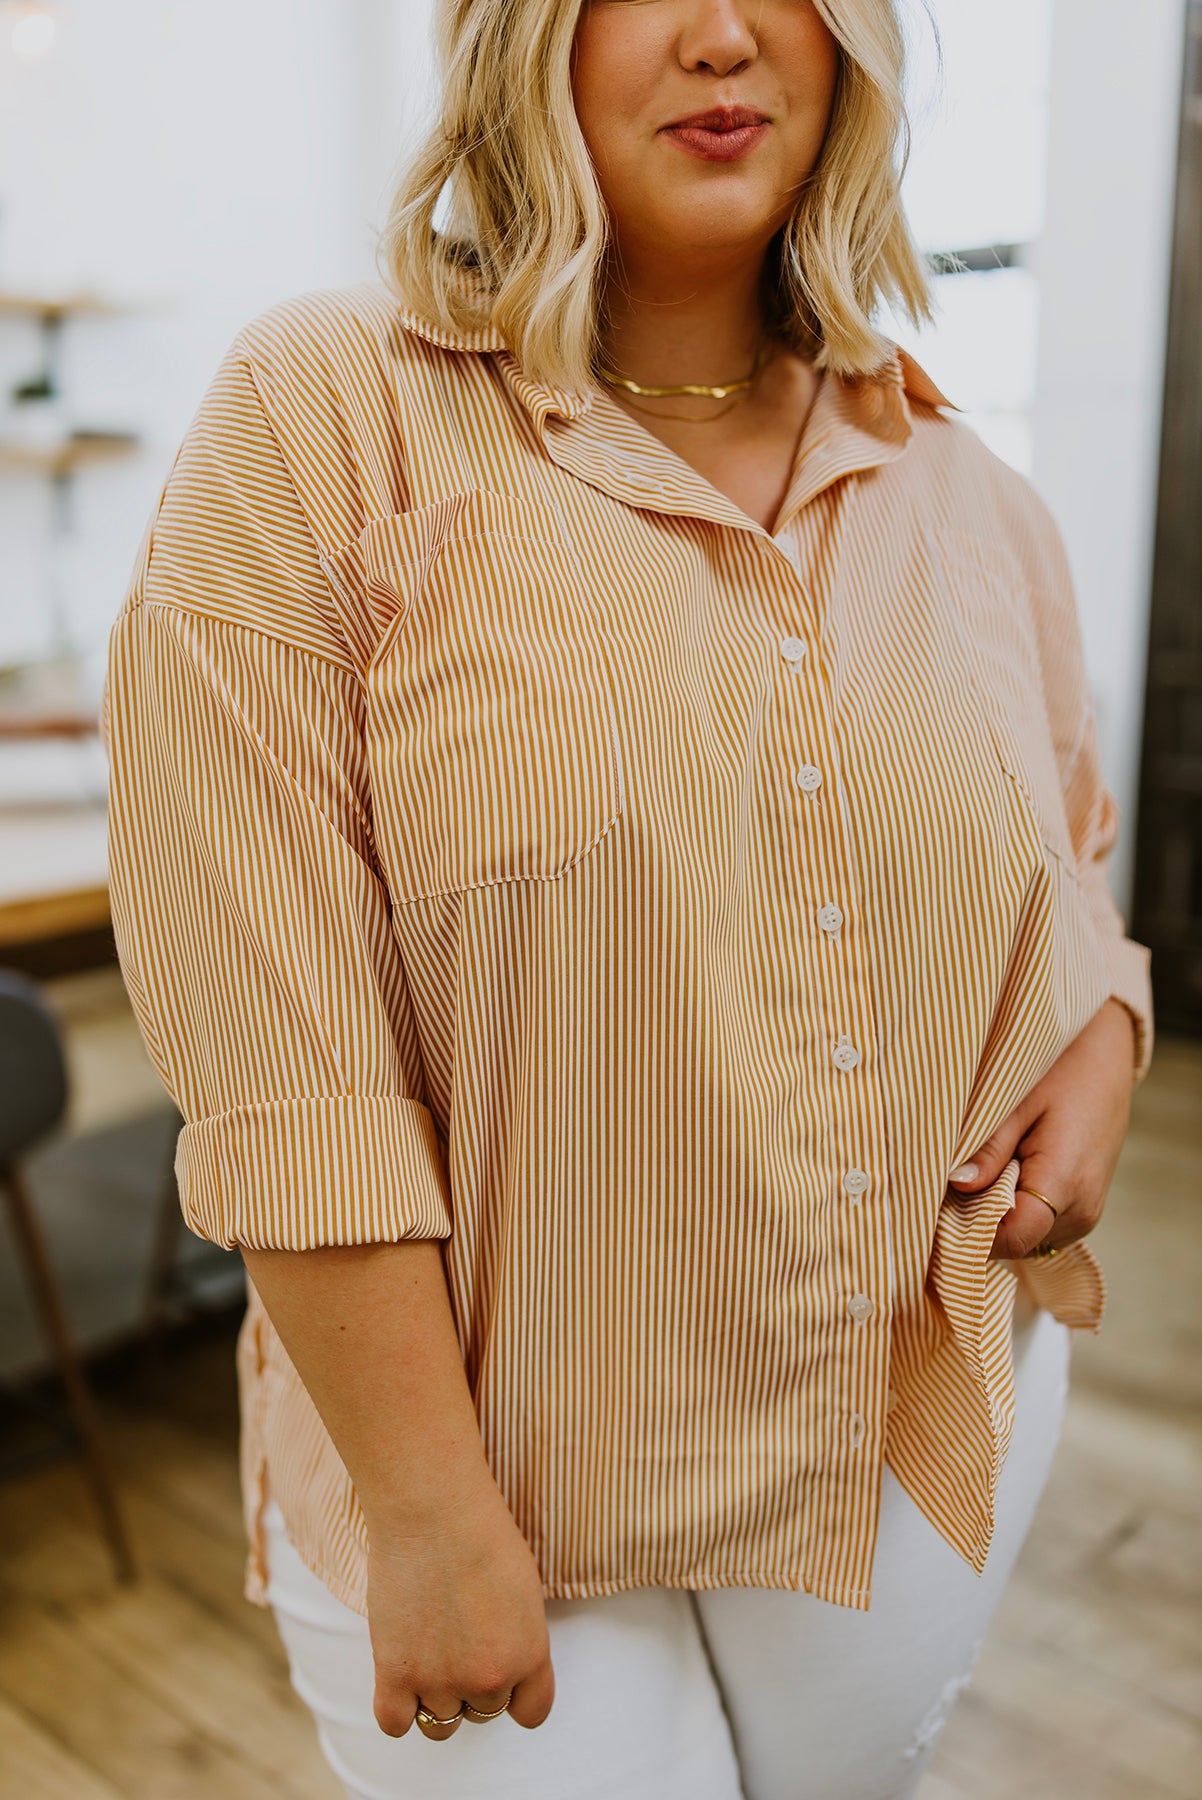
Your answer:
[0,791,110,951]
[0,290,129,321]
[0,433,140,475]
[0,708,100,740]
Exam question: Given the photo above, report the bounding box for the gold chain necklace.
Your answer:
[593,338,770,403]
[615,389,747,423]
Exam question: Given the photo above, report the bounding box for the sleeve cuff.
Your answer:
[174,1094,454,1249]
[1104,936,1154,1087]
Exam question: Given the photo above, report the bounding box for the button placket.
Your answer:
[763,530,814,676]
[772,573,886,1466]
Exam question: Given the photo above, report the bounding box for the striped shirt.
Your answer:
[100,276,1153,1617]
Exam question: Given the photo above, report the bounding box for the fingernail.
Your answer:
[949,1162,979,1182]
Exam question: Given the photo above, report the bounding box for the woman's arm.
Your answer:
[242,1239,490,1522]
[946,482,1153,1260]
[242,1239,555,1738]
[101,325,554,1739]
[1015,480,1154,1085]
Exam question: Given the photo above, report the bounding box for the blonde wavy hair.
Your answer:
[375,0,942,393]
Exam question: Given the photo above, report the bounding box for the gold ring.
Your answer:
[1026,1242,1061,1257]
[1019,1185,1059,1220]
[415,1703,464,1729]
[462,1698,512,1721]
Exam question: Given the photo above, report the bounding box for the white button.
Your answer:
[780,635,807,664]
[847,1294,875,1324]
[842,1168,869,1200]
[795,764,823,793]
[817,904,844,934]
[778,539,802,568]
[848,1413,866,1449]
[832,1034,860,1071]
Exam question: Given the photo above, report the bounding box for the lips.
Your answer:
[665,106,769,132]
[662,107,770,163]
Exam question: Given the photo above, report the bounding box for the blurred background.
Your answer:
[0,2,1198,1796]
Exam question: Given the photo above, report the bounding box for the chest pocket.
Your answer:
[359,486,624,906]
[929,525,1080,877]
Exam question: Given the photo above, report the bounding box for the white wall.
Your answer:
[1030,0,1185,909]
[884,0,1053,474]
[357,0,441,230]
[0,0,406,693]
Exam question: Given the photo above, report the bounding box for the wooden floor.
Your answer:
[0,1036,1199,1799]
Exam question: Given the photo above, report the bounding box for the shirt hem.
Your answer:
[242,1507,873,1616]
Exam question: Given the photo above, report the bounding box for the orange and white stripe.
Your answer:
[100,277,1152,1617]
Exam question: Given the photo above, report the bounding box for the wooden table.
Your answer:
[0,808,109,948]
[0,727,111,954]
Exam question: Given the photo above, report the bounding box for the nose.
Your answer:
[676,0,760,76]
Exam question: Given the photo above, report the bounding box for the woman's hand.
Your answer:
[363,1469,555,1742]
[238,1239,550,1742]
[947,998,1138,1260]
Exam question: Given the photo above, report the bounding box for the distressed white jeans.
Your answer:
[262,1291,1069,1800]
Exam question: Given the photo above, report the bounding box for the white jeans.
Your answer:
[263,1296,1069,1800]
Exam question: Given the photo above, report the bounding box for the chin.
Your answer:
[640,197,777,254]
[647,210,780,262]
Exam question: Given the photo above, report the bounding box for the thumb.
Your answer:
[947,1118,1022,1192]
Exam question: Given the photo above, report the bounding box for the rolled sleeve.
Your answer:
[101,332,452,1249]
[1016,483,1155,1088]
[1067,756,1154,1087]
[176,1095,451,1251]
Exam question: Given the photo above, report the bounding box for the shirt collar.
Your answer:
[382,266,960,434]
[380,269,959,537]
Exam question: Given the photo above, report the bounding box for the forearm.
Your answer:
[240,1238,492,1532]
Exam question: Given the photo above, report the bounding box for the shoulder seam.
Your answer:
[117,596,362,680]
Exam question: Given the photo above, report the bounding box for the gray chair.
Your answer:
[0,967,136,1583]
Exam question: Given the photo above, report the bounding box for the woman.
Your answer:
[101,0,1153,1795]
